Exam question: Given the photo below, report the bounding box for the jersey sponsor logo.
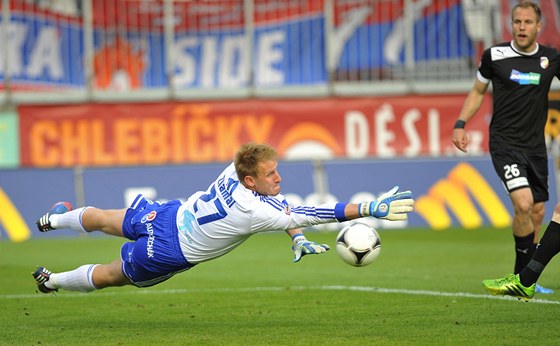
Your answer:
[510,69,541,85]
[541,57,549,69]
[141,211,157,223]
[146,222,155,258]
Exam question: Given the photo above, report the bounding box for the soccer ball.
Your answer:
[336,221,381,267]
[50,201,73,214]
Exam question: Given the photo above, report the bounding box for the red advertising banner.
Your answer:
[18,95,491,167]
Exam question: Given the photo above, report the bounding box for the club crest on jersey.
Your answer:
[284,205,292,215]
[541,57,549,69]
[141,211,157,223]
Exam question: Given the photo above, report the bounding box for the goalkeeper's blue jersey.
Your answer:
[176,162,348,264]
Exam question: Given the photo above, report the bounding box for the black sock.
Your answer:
[520,222,560,286]
[530,242,537,258]
[514,232,534,274]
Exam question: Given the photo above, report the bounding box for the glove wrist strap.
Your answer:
[359,202,372,217]
[291,233,306,243]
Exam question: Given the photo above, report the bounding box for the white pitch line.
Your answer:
[2,285,559,305]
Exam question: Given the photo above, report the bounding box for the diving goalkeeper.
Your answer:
[33,142,414,294]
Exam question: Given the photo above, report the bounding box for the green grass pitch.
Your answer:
[1,226,560,345]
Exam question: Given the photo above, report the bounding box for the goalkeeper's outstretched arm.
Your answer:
[286,186,414,263]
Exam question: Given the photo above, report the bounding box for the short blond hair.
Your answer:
[512,1,541,22]
[234,143,277,181]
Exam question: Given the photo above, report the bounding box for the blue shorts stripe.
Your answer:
[130,194,145,210]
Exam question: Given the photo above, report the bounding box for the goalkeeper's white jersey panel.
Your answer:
[176,162,344,264]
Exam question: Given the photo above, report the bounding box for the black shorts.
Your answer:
[490,150,549,203]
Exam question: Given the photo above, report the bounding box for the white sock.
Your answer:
[50,207,90,233]
[45,264,98,293]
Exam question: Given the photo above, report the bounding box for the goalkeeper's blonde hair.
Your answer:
[234,143,277,182]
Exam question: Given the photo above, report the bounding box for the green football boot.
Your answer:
[482,274,535,301]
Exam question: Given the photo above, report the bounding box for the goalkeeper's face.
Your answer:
[247,160,282,196]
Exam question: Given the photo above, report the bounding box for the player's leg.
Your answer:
[490,151,535,273]
[531,201,546,241]
[518,202,560,288]
[37,204,127,237]
[509,187,535,273]
[32,259,131,294]
[524,153,553,293]
[552,203,560,223]
[80,207,127,237]
[482,202,560,300]
[510,188,534,237]
[527,150,549,245]
[91,259,132,288]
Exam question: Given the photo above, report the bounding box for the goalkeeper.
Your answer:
[32,142,414,294]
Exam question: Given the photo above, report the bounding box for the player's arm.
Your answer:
[256,186,414,232]
[287,186,414,262]
[453,78,488,153]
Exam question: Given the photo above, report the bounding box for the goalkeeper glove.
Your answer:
[358,186,414,221]
[291,234,330,263]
